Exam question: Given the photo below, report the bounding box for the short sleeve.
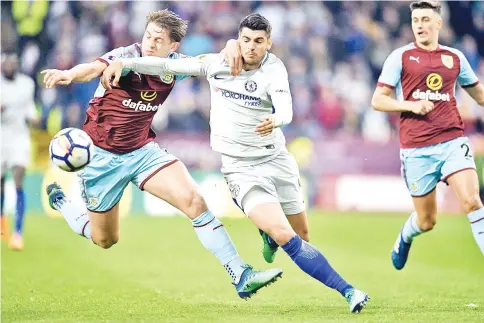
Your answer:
[377,49,403,89]
[456,50,479,88]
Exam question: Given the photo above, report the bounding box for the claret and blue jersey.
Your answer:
[377,42,479,149]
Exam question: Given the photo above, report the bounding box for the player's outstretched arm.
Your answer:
[463,82,484,107]
[122,56,207,76]
[101,56,210,90]
[371,86,434,116]
[41,61,107,88]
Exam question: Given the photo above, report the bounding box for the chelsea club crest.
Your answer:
[244,80,257,93]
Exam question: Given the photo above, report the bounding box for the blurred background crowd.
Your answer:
[1,1,483,140]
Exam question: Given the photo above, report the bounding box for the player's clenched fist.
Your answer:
[101,60,123,90]
[256,116,275,136]
[410,100,434,115]
[40,69,74,88]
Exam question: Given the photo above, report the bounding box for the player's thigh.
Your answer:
[224,167,277,213]
[246,194,295,246]
[77,145,129,213]
[446,169,482,212]
[411,189,438,231]
[88,203,120,243]
[12,166,26,188]
[237,181,296,245]
[440,137,482,212]
[400,147,441,197]
[270,151,306,218]
[1,140,12,178]
[287,211,309,242]
[5,139,29,187]
[133,144,206,219]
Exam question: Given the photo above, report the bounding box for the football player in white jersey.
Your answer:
[103,13,369,314]
[1,53,39,250]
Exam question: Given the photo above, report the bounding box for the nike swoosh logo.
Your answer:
[213,74,228,80]
[478,232,484,235]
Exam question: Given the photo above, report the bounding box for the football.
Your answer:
[49,128,93,172]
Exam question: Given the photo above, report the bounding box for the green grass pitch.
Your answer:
[2,212,483,322]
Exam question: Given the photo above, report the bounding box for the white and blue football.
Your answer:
[49,128,93,172]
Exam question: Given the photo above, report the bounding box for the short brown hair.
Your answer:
[146,9,188,42]
[409,1,442,14]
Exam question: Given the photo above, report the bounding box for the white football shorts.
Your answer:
[1,135,30,176]
[222,149,305,215]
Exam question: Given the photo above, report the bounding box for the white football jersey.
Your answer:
[201,53,290,160]
[122,52,293,164]
[1,73,36,138]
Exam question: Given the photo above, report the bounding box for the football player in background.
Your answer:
[1,53,40,250]
[371,1,484,269]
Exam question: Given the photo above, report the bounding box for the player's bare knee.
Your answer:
[461,194,483,214]
[185,190,208,219]
[298,229,310,242]
[92,231,119,249]
[418,217,437,231]
[268,226,296,246]
[95,237,119,249]
[292,225,309,241]
[13,177,24,189]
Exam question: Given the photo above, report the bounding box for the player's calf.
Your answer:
[259,213,309,264]
[297,229,310,242]
[182,190,209,220]
[417,215,437,232]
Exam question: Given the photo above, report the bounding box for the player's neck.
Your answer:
[242,53,268,71]
[415,41,439,51]
[242,64,259,71]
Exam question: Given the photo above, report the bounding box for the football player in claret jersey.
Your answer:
[1,53,39,250]
[371,1,484,270]
[41,9,283,299]
[103,13,369,313]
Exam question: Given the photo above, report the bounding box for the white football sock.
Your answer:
[54,196,92,241]
[468,208,484,255]
[191,210,246,284]
[401,212,423,243]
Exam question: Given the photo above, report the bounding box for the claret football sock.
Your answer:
[192,210,245,284]
[468,208,484,255]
